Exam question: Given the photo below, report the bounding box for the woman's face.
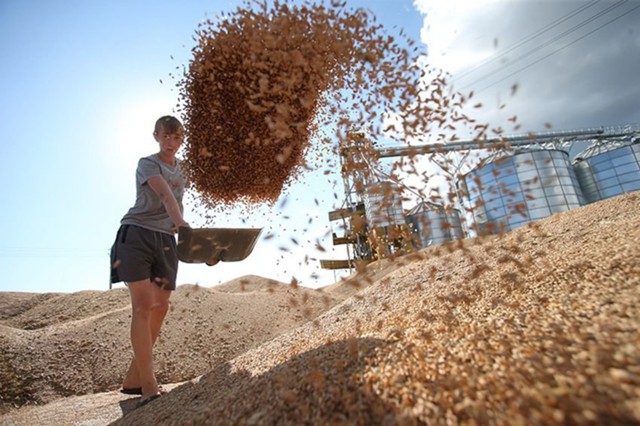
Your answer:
[154,126,184,157]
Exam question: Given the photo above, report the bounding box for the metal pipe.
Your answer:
[377,125,640,158]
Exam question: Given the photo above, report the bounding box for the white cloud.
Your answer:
[415,0,503,74]
[413,0,640,134]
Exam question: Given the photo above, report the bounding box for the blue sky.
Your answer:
[1,0,638,293]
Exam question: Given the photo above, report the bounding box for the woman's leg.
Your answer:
[122,282,172,390]
[149,282,172,338]
[126,279,160,399]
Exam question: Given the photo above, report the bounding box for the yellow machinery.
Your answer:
[320,133,413,271]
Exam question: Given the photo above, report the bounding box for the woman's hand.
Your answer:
[173,223,190,233]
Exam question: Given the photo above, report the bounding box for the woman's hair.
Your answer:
[154,115,183,134]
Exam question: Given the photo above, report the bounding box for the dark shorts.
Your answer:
[110,225,178,291]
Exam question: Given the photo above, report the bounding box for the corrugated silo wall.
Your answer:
[363,182,405,228]
[405,207,463,249]
[573,143,640,203]
[462,150,585,234]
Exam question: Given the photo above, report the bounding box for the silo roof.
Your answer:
[574,138,639,161]
[406,201,444,215]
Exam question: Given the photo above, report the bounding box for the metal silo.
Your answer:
[362,181,405,228]
[405,202,464,249]
[573,140,640,203]
[462,150,585,234]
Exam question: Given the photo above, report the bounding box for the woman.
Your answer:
[110,115,188,408]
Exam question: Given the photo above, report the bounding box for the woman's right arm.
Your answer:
[147,176,189,229]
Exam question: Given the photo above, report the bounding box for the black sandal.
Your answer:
[121,385,166,395]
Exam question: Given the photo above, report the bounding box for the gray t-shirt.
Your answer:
[121,154,186,235]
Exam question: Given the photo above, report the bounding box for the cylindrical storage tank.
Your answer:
[461,150,585,234]
[405,202,464,249]
[362,181,404,228]
[573,159,601,204]
[572,141,640,203]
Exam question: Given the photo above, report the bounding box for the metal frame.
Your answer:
[321,124,640,269]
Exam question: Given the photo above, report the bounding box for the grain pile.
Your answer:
[178,0,459,209]
[1,193,639,425]
[102,192,638,426]
[0,279,358,413]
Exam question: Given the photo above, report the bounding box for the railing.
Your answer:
[376,124,640,158]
